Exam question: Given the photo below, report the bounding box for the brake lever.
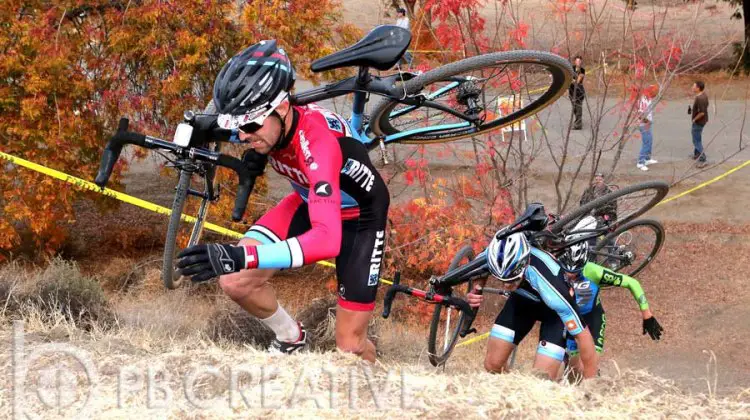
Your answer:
[382,271,402,319]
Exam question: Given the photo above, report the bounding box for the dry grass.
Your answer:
[2,257,749,417]
[0,258,114,330]
[1,310,749,418]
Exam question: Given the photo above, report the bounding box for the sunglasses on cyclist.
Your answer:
[218,106,274,134]
[238,121,264,134]
[217,92,289,133]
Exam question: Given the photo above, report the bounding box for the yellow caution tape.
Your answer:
[0,149,395,285]
[0,150,243,238]
[456,331,489,348]
[4,149,749,349]
[655,159,750,206]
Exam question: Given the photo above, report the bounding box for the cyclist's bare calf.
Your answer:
[219,238,377,361]
[336,306,376,362]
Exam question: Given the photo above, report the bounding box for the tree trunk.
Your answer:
[744,0,750,54]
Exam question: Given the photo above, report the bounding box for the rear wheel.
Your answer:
[427,245,476,367]
[369,50,573,144]
[592,218,665,280]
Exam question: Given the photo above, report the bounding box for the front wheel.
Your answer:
[427,245,476,367]
[162,169,212,289]
[592,218,665,279]
[369,50,573,144]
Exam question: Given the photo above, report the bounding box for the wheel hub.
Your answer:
[456,81,484,116]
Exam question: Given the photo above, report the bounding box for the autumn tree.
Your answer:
[722,0,750,73]
[0,0,360,256]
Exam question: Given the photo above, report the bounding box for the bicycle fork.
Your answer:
[181,165,219,248]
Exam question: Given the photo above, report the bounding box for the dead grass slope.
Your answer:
[1,259,749,418]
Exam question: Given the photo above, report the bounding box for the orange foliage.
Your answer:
[386,175,514,278]
[241,0,361,83]
[0,0,361,255]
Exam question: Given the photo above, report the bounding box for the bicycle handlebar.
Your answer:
[94,117,255,222]
[382,272,480,338]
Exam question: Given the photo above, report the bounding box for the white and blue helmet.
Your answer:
[560,216,597,272]
[487,232,531,282]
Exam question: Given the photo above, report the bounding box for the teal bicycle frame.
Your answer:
[291,67,473,150]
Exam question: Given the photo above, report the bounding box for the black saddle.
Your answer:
[311,25,411,72]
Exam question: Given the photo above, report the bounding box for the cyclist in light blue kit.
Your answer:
[467,232,598,379]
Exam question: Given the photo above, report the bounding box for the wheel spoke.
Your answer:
[596,220,663,278]
[374,51,572,142]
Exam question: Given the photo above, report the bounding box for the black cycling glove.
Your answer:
[642,316,663,341]
[176,244,248,283]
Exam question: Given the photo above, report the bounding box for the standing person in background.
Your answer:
[569,55,586,130]
[395,8,413,67]
[689,81,709,168]
[579,172,617,223]
[395,7,409,29]
[636,85,658,171]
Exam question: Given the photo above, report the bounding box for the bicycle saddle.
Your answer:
[494,202,549,240]
[311,25,411,72]
[518,202,549,232]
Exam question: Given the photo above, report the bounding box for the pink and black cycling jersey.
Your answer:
[243,104,388,271]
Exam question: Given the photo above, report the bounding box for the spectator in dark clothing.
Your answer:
[569,55,586,130]
[689,80,709,167]
[579,173,617,222]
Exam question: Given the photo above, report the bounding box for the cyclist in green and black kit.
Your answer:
[560,216,664,375]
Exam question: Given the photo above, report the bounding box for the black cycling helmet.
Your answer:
[213,40,296,118]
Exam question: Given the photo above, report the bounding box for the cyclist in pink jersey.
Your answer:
[177,41,389,360]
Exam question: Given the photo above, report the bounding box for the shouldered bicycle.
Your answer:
[94,25,576,289]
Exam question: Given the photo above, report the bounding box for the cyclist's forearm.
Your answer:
[641,307,653,320]
[574,328,598,379]
[622,276,649,311]
[583,263,649,310]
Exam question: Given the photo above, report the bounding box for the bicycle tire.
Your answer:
[427,245,475,367]
[162,169,192,289]
[161,100,217,289]
[369,50,573,144]
[593,218,665,279]
[550,181,669,236]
